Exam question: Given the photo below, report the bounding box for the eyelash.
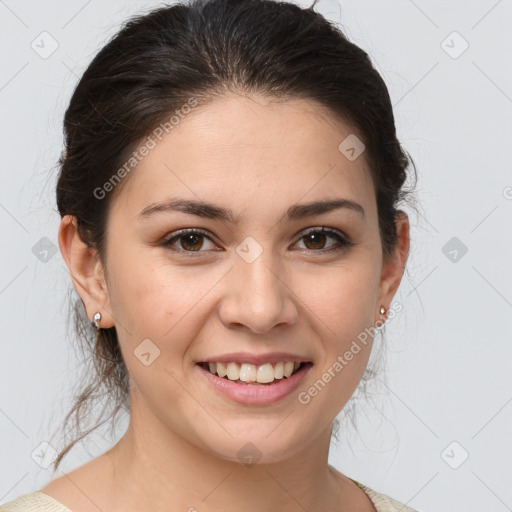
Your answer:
[162,227,354,256]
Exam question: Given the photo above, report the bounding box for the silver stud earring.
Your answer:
[379,305,386,316]
[92,312,102,329]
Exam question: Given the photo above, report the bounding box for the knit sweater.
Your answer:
[0,479,418,511]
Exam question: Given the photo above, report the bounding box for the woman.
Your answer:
[1,0,419,510]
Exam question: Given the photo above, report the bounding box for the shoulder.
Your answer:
[349,478,421,512]
[0,491,72,512]
[3,451,115,512]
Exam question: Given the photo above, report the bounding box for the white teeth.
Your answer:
[204,361,304,383]
[274,362,284,379]
[239,363,257,382]
[226,362,239,380]
[284,362,295,377]
[216,362,227,378]
[256,363,274,383]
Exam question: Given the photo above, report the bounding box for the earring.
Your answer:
[92,312,102,329]
[379,305,386,316]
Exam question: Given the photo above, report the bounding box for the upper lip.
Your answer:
[197,352,312,365]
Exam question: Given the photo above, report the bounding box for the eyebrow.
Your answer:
[137,197,366,223]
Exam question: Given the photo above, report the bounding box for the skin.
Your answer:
[49,92,410,512]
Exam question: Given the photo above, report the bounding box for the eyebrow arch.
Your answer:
[137,198,366,223]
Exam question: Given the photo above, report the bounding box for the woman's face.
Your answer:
[80,93,407,464]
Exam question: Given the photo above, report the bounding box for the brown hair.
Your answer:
[52,0,417,470]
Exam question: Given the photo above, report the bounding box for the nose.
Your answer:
[217,249,299,334]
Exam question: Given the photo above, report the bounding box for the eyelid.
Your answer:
[292,226,354,253]
[162,228,219,253]
[296,226,350,242]
[162,226,353,254]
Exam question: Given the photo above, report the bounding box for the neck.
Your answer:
[99,393,372,512]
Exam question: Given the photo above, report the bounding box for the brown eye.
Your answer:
[302,232,328,250]
[295,228,353,253]
[163,229,217,253]
[162,227,353,257]
[178,233,204,251]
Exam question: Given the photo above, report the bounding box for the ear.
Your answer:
[58,215,115,329]
[375,211,410,322]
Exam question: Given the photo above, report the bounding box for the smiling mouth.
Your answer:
[197,361,311,385]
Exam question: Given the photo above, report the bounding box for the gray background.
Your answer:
[1,1,511,510]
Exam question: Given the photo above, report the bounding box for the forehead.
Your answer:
[111,93,375,221]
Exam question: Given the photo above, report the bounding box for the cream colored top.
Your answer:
[0,479,419,511]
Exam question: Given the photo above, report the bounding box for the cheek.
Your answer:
[108,257,197,408]
[299,258,380,340]
[295,256,380,401]
[104,254,178,367]
[108,258,168,330]
[107,253,221,359]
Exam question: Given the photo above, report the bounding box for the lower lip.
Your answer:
[196,363,312,405]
